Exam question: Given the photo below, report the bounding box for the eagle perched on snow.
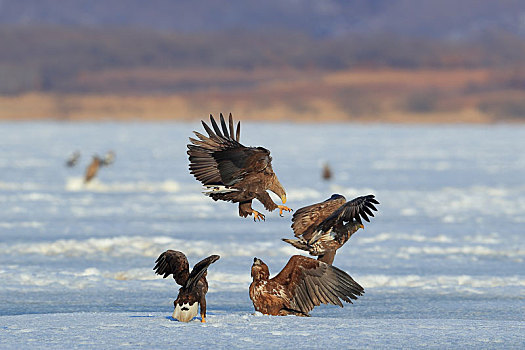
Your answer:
[153,250,220,323]
[187,113,292,221]
[283,194,379,264]
[249,255,364,316]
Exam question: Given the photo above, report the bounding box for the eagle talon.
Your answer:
[252,210,265,222]
[277,205,293,217]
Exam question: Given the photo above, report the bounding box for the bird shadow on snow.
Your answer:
[126,311,220,322]
[126,315,199,322]
[128,315,156,318]
[165,316,204,322]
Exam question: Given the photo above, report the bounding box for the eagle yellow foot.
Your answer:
[277,205,293,217]
[252,210,265,222]
[201,315,206,323]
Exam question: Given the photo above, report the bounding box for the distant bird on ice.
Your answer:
[153,250,220,323]
[84,151,116,183]
[249,255,363,316]
[187,113,292,221]
[84,155,102,183]
[65,151,81,168]
[282,194,379,264]
[322,162,332,180]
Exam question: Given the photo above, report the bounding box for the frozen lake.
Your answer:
[0,122,524,348]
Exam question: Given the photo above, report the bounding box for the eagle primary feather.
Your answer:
[187,113,292,221]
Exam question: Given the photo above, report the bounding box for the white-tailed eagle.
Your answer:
[153,250,220,323]
[187,113,292,221]
[283,194,379,264]
[249,255,364,316]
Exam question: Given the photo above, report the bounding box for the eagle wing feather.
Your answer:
[318,194,380,232]
[188,113,272,187]
[273,255,364,315]
[153,250,190,286]
[184,255,220,291]
[291,196,346,240]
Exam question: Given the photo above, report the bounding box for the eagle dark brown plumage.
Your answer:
[322,162,332,180]
[84,155,102,183]
[283,194,379,264]
[187,113,292,221]
[84,152,115,183]
[249,255,364,316]
[153,250,220,323]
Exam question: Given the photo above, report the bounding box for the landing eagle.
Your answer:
[187,113,292,221]
[283,194,379,264]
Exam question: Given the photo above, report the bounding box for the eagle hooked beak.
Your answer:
[360,224,364,230]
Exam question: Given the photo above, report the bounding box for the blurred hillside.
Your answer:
[2,0,525,38]
[1,0,525,121]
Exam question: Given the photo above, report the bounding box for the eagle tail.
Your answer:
[202,185,239,196]
[282,238,309,251]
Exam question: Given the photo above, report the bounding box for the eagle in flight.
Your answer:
[283,194,379,264]
[153,250,220,323]
[187,113,292,221]
[249,255,364,316]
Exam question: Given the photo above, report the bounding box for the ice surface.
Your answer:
[0,122,524,349]
[1,312,523,349]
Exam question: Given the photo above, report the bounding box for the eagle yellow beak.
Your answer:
[359,224,364,229]
[281,195,287,204]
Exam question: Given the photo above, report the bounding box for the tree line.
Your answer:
[1,25,525,94]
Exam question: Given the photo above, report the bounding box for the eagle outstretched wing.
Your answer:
[187,113,241,185]
[213,147,271,186]
[153,250,190,286]
[275,255,364,315]
[184,254,220,290]
[153,250,220,290]
[317,194,379,232]
[187,113,271,186]
[291,194,347,240]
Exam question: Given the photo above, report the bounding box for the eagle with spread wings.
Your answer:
[249,255,364,316]
[282,194,379,264]
[187,113,292,221]
[153,250,220,323]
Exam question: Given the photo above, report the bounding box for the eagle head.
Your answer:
[346,221,365,234]
[251,257,270,281]
[329,194,345,201]
[268,175,287,204]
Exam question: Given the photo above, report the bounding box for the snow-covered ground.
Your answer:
[0,122,524,349]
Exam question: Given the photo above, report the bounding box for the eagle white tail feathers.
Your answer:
[202,185,239,196]
[173,302,199,322]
